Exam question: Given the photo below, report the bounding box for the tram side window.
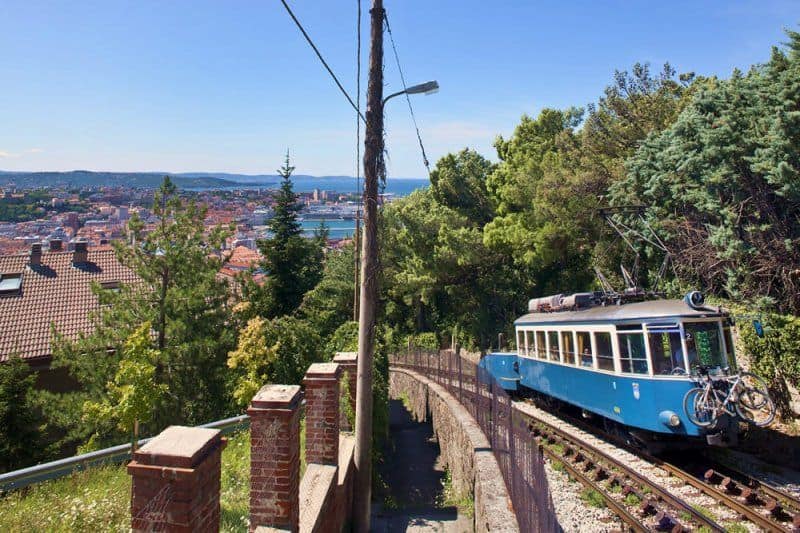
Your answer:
[594,332,614,371]
[561,331,576,365]
[517,331,525,355]
[576,332,592,367]
[536,331,547,361]
[526,331,535,358]
[648,330,686,375]
[618,332,648,374]
[547,331,560,362]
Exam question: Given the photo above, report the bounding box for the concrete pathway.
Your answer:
[371,400,472,532]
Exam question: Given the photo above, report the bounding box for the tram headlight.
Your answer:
[659,410,682,427]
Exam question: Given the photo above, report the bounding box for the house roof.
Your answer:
[0,249,137,363]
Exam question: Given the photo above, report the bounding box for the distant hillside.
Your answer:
[0,170,246,189]
[0,170,423,190]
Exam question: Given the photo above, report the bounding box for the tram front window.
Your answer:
[648,329,686,375]
[684,322,727,370]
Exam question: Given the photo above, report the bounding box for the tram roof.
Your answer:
[514,299,724,326]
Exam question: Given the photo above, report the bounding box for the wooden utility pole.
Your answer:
[353,213,360,321]
[353,0,383,530]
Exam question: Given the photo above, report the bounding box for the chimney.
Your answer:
[30,243,42,266]
[72,241,88,264]
[49,238,63,251]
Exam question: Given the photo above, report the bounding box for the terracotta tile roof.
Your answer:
[224,245,262,268]
[0,249,138,363]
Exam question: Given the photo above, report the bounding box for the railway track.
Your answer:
[515,399,800,532]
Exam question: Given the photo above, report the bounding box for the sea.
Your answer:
[254,176,430,239]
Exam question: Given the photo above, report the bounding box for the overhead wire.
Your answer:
[278,0,366,124]
[383,11,432,177]
[356,0,362,201]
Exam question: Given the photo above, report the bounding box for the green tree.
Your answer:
[46,177,236,450]
[614,33,800,312]
[0,356,42,472]
[227,316,324,408]
[429,148,496,224]
[253,153,326,317]
[298,244,356,339]
[381,188,531,348]
[82,322,168,449]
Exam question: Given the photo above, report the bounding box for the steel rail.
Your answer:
[539,444,648,533]
[0,414,250,492]
[524,411,724,532]
[701,458,800,526]
[649,457,792,533]
[526,399,792,532]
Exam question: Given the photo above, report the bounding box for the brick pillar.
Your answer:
[248,384,302,532]
[303,362,342,465]
[127,425,226,533]
[333,352,357,431]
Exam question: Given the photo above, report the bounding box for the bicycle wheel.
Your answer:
[683,387,718,427]
[736,393,776,427]
[738,372,769,409]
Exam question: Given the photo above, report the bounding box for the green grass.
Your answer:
[579,488,606,508]
[0,428,307,533]
[623,492,641,506]
[724,523,748,533]
[548,442,565,455]
[398,391,412,412]
[691,503,715,521]
[550,460,565,472]
[438,468,474,518]
[0,464,130,532]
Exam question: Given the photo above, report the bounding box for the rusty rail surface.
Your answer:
[522,392,800,532]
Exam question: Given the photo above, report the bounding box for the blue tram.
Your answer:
[479,292,739,447]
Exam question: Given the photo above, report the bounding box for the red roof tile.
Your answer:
[0,249,138,363]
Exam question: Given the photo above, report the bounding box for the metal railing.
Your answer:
[391,349,559,533]
[0,414,250,492]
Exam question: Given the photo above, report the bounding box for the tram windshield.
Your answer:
[684,321,728,370]
[647,327,686,375]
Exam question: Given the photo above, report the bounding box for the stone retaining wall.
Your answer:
[389,368,519,533]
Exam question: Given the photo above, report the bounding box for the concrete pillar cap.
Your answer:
[133,425,222,468]
[332,352,357,363]
[304,362,341,380]
[250,384,301,410]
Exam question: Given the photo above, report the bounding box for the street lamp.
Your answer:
[382,80,439,108]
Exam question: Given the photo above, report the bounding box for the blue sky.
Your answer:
[1,1,798,178]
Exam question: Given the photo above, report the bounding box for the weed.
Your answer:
[438,468,475,518]
[580,489,606,508]
[724,523,748,533]
[551,461,565,472]
[623,493,641,506]
[692,504,715,520]
[549,443,565,455]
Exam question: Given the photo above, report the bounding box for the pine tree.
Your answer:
[0,355,42,471]
[254,152,326,317]
[45,177,236,451]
